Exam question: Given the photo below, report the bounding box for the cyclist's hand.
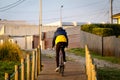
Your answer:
[52,47,55,50]
[65,48,68,51]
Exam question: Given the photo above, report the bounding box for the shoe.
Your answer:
[64,62,66,65]
[55,67,59,72]
[64,62,66,68]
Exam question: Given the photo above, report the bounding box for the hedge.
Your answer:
[81,24,99,33]
[92,28,114,37]
[81,24,120,37]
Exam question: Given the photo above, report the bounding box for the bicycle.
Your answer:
[58,46,65,76]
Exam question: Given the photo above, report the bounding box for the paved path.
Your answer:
[37,54,87,80]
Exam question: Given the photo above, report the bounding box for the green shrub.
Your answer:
[81,24,120,37]
[112,24,120,37]
[81,24,99,33]
[0,40,22,61]
[92,28,114,36]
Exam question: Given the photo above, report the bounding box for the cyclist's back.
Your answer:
[52,27,68,72]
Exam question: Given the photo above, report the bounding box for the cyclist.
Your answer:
[52,27,68,72]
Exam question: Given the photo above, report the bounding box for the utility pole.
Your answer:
[110,0,113,24]
[60,5,63,27]
[39,0,42,46]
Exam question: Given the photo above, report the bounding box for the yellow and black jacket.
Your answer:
[52,27,68,47]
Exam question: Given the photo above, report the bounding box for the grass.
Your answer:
[67,48,120,80]
[0,50,29,80]
[97,68,120,80]
[67,48,85,56]
[67,48,120,64]
[0,61,20,80]
[0,49,33,80]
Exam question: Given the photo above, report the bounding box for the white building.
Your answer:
[0,20,86,50]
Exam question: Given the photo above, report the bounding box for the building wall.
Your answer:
[12,37,26,49]
[4,25,74,36]
[0,25,4,35]
[118,18,120,24]
[4,25,39,36]
[33,35,39,49]
[12,36,33,50]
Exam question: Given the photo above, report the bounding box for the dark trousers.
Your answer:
[56,42,67,67]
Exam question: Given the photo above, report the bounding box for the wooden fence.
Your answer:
[80,30,120,57]
[85,45,97,80]
[4,45,42,80]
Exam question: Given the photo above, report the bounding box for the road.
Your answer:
[37,55,87,80]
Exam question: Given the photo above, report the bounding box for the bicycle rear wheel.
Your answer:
[59,64,64,76]
[59,50,64,76]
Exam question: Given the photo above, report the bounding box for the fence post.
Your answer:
[86,50,90,76]
[32,51,35,80]
[35,49,38,79]
[86,50,89,75]
[5,73,10,80]
[85,45,89,52]
[21,58,25,80]
[27,54,30,80]
[85,45,89,75]
[37,45,41,74]
[91,64,95,80]
[85,45,97,80]
[87,54,90,80]
[15,65,18,80]
[95,65,97,80]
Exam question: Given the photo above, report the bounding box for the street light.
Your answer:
[60,5,63,27]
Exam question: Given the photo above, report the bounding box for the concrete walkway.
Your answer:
[37,52,87,80]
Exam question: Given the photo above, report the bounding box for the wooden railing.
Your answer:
[5,45,42,80]
[85,45,97,80]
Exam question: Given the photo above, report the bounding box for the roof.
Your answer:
[0,20,35,26]
[44,21,87,26]
[113,13,120,18]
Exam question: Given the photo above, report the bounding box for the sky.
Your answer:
[0,0,120,25]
